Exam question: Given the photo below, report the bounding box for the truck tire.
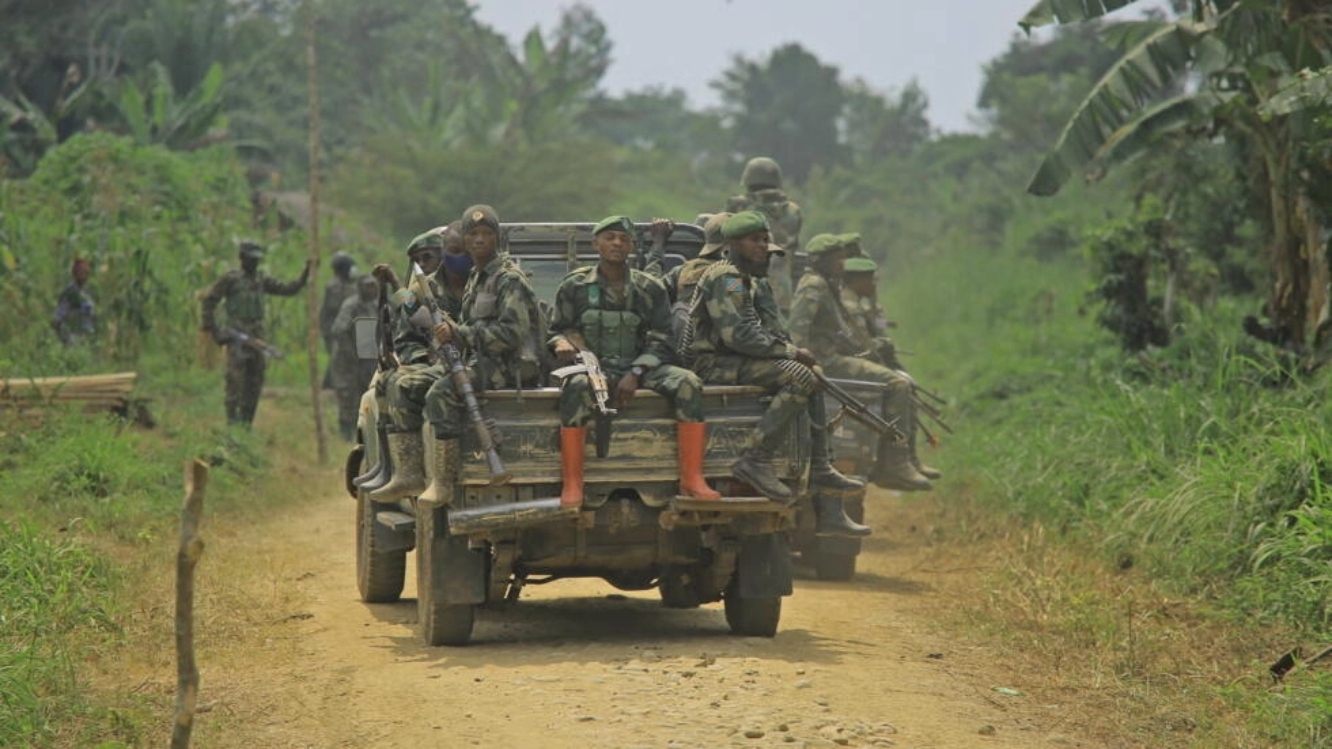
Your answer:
[344,444,364,499]
[723,576,781,637]
[813,552,857,581]
[416,505,477,646]
[356,495,406,603]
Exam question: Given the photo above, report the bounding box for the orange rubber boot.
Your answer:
[677,422,721,500]
[559,427,587,508]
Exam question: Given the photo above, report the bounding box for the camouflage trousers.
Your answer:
[389,360,527,439]
[820,354,913,425]
[558,363,703,427]
[694,354,832,461]
[335,360,376,441]
[224,344,266,426]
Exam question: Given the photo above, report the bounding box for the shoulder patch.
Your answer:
[725,278,744,293]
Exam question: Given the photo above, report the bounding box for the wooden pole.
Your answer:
[171,460,209,749]
[305,0,329,464]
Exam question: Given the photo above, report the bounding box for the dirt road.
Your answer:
[179,468,1096,749]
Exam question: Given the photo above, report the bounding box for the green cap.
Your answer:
[699,212,732,258]
[839,233,863,256]
[804,233,844,256]
[406,228,445,255]
[592,215,635,236]
[721,210,769,240]
[844,257,878,274]
[461,205,499,233]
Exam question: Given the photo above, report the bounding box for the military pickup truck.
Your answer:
[345,222,871,646]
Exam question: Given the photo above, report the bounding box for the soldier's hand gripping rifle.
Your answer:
[550,338,616,457]
[219,328,284,359]
[406,266,511,485]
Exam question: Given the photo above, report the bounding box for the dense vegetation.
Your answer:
[2,0,1331,745]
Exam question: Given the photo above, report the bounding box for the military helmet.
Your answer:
[238,240,265,260]
[741,157,783,190]
[699,212,732,258]
[843,257,878,274]
[804,233,845,257]
[405,228,446,255]
[331,251,355,272]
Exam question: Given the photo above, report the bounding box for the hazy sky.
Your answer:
[473,0,1054,134]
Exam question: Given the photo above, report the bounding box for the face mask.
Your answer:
[443,253,473,276]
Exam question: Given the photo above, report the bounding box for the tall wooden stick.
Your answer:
[305,0,328,464]
[172,460,209,749]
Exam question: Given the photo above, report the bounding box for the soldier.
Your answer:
[689,211,863,519]
[200,240,311,427]
[330,274,380,441]
[666,212,731,304]
[725,157,803,309]
[53,258,95,347]
[840,254,942,481]
[788,234,932,491]
[549,215,720,508]
[374,205,545,503]
[320,251,358,388]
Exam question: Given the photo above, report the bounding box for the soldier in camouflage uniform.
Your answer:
[320,251,358,388]
[841,255,942,481]
[376,206,545,503]
[549,215,720,507]
[689,211,862,511]
[789,235,931,491]
[665,212,730,304]
[330,274,380,441]
[726,157,802,310]
[53,258,95,346]
[200,241,311,427]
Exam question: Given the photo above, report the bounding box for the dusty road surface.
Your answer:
[178,469,1101,749]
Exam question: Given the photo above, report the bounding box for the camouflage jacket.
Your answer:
[789,269,858,359]
[454,254,544,388]
[548,264,673,372]
[671,257,721,304]
[690,261,798,360]
[330,294,378,384]
[725,189,802,308]
[392,271,465,366]
[320,277,358,342]
[200,269,304,338]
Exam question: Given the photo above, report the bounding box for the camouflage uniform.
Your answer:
[549,264,702,426]
[386,268,467,435]
[320,254,358,387]
[53,281,95,346]
[691,260,833,462]
[330,278,379,440]
[726,158,803,310]
[200,247,308,426]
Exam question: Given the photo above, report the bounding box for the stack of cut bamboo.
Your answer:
[0,372,138,410]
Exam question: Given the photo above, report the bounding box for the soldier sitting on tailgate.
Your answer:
[687,211,864,525]
[548,215,720,508]
[788,235,932,492]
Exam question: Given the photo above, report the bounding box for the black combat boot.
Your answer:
[808,392,864,491]
[732,448,794,502]
[814,493,872,538]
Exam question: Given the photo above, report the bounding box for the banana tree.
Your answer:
[1021,0,1332,357]
[109,60,228,149]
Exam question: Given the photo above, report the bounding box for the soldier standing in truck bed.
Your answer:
[548,215,720,508]
[725,157,802,310]
[200,240,310,427]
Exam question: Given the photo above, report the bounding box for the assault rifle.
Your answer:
[809,365,905,442]
[220,328,283,359]
[406,265,510,485]
[551,340,616,457]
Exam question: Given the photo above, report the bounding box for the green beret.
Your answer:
[805,233,844,256]
[839,233,863,255]
[461,204,499,233]
[405,229,445,255]
[844,257,878,274]
[721,210,769,240]
[593,215,635,236]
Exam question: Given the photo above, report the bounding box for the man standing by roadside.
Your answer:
[549,215,720,508]
[330,274,380,441]
[320,251,358,389]
[200,240,310,427]
[53,258,96,347]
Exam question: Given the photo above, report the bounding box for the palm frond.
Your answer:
[1019,0,1146,33]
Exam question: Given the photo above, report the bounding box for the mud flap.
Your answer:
[372,510,415,554]
[424,506,487,605]
[736,533,793,598]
